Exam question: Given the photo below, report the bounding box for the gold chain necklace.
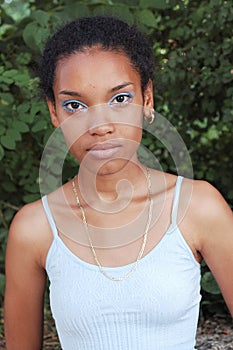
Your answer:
[72,168,153,281]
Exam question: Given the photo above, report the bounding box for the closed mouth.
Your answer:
[88,142,120,151]
[87,143,121,159]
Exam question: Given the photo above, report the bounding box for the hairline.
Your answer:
[50,44,146,103]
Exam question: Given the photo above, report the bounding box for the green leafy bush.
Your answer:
[0,0,232,315]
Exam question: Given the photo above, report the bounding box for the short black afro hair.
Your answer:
[40,15,154,102]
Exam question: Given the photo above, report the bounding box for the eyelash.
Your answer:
[108,92,134,106]
[61,92,134,114]
[61,100,88,113]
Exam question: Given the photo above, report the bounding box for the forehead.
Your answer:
[54,49,141,93]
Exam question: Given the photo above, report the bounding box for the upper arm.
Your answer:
[4,203,48,350]
[194,182,233,316]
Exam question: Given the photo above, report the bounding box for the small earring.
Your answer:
[144,108,155,125]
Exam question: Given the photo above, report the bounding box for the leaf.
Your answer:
[93,4,134,24]
[23,22,40,50]
[0,119,6,129]
[31,120,48,132]
[7,129,21,142]
[1,181,17,193]
[139,0,174,9]
[1,135,16,150]
[39,174,61,195]
[16,52,32,65]
[0,145,4,160]
[201,272,221,295]
[0,76,13,84]
[0,93,14,104]
[32,10,50,27]
[207,126,219,140]
[30,102,48,118]
[23,193,41,203]
[14,121,29,133]
[0,24,14,39]
[17,103,32,124]
[137,9,158,28]
[24,182,39,193]
[2,1,30,23]
[3,69,18,78]
[34,27,50,51]
[19,113,34,124]
[17,103,30,114]
[0,274,5,298]
[137,145,150,159]
[62,3,90,19]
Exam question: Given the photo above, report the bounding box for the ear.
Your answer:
[46,98,60,128]
[143,79,154,110]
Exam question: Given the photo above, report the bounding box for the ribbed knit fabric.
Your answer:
[43,176,201,350]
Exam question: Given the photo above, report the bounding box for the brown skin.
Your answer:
[4,48,233,349]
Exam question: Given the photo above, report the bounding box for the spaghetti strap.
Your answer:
[42,195,59,238]
[171,176,184,226]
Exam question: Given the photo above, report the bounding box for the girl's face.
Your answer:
[47,48,153,175]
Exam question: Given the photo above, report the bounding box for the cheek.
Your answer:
[70,145,84,163]
[118,125,142,160]
[125,126,142,144]
[68,136,87,164]
[121,111,143,143]
[58,114,89,150]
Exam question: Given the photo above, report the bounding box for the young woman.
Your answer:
[4,16,233,350]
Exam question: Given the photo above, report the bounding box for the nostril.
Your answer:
[89,123,114,136]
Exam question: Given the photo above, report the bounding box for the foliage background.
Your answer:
[0,0,232,318]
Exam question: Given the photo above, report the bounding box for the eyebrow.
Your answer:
[58,90,83,97]
[58,82,134,97]
[109,82,134,93]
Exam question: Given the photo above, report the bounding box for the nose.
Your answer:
[88,105,115,136]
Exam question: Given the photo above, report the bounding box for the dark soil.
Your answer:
[196,313,233,349]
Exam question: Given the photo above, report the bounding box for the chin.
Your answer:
[82,158,131,177]
[100,159,130,176]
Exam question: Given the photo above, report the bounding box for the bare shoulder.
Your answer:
[10,199,49,237]
[12,198,42,223]
[180,178,233,248]
[186,179,232,221]
[8,198,53,268]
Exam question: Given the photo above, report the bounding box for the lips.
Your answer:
[87,142,121,159]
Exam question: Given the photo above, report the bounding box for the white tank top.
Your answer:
[43,176,201,350]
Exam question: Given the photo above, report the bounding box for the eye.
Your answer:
[61,99,88,113]
[109,92,134,106]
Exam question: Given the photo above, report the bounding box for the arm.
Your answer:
[192,181,233,316]
[4,203,48,350]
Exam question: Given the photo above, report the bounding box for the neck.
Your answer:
[77,160,148,206]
